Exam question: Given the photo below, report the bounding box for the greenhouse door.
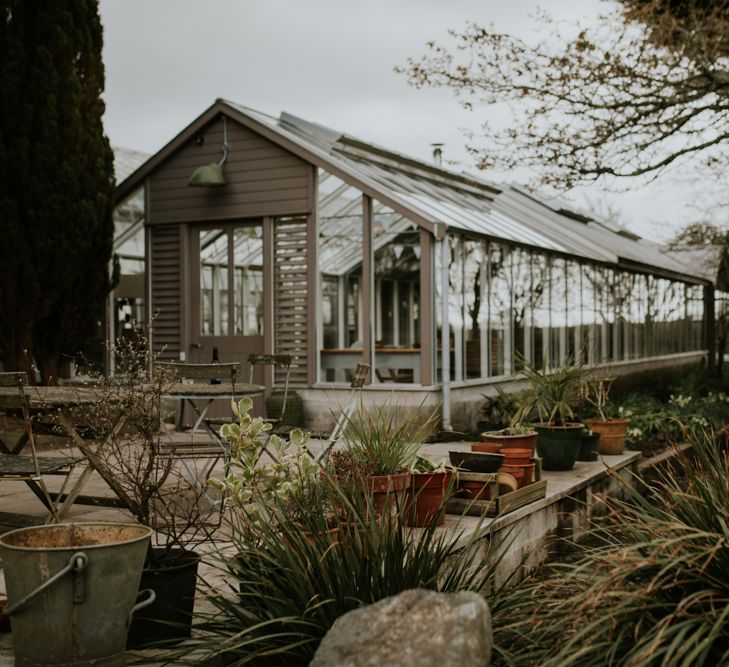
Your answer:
[190,223,265,407]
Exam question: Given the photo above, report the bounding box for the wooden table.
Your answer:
[0,385,129,522]
[162,381,264,432]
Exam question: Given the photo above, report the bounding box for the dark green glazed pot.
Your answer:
[578,432,601,462]
[534,424,583,471]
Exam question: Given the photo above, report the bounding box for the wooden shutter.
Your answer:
[150,224,181,360]
[273,217,308,385]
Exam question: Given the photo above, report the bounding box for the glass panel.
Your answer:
[511,248,532,370]
[489,243,510,376]
[580,264,596,365]
[531,253,550,369]
[318,170,363,383]
[565,261,580,363]
[549,258,567,368]
[200,229,228,336]
[372,204,421,384]
[233,226,263,336]
[464,239,487,378]
[447,235,463,382]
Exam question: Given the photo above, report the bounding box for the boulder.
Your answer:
[310,588,492,667]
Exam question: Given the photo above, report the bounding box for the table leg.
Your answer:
[56,414,137,519]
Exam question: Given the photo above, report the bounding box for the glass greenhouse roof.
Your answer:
[224,100,699,281]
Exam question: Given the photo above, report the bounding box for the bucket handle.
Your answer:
[6,552,88,616]
[128,588,156,626]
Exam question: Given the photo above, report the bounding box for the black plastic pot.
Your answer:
[534,424,583,471]
[127,548,201,649]
[578,432,601,462]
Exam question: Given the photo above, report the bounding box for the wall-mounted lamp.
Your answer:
[189,116,229,187]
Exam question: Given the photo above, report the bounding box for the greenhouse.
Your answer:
[114,99,710,429]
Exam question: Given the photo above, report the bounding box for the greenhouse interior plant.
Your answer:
[584,375,631,455]
[512,360,585,471]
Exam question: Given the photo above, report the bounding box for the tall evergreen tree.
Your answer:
[0,0,114,382]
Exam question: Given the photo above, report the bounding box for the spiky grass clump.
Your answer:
[170,478,507,666]
[493,431,729,666]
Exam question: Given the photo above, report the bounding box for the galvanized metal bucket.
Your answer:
[0,523,155,667]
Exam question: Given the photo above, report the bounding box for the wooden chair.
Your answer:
[0,372,81,524]
[204,354,293,465]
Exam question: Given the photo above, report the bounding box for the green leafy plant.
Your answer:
[485,425,536,437]
[479,387,521,430]
[512,359,585,427]
[171,476,509,666]
[339,397,437,475]
[410,454,449,473]
[492,431,729,666]
[209,396,319,524]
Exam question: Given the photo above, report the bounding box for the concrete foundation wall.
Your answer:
[300,352,706,432]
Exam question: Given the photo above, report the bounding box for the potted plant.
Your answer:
[405,455,453,527]
[475,423,538,454]
[79,329,219,649]
[336,398,434,516]
[578,427,601,461]
[476,386,520,433]
[584,376,631,455]
[513,360,585,471]
[211,396,319,530]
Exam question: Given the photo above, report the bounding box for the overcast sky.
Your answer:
[99,0,705,242]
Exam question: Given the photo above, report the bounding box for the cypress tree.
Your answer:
[0,0,114,382]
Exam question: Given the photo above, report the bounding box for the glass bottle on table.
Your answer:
[210,347,221,385]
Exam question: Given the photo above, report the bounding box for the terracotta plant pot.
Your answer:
[587,418,631,455]
[497,472,519,494]
[458,480,492,501]
[405,470,453,527]
[480,430,537,454]
[472,442,503,454]
[500,464,528,487]
[363,472,409,516]
[534,423,583,471]
[501,448,533,466]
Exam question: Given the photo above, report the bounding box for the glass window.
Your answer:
[318,170,363,383]
[511,248,532,370]
[233,227,263,336]
[200,229,229,336]
[531,253,550,369]
[464,239,487,379]
[489,243,510,376]
[373,204,421,383]
[550,258,567,367]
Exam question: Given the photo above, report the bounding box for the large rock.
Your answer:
[310,589,492,667]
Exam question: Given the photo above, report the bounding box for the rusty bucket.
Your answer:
[0,523,154,667]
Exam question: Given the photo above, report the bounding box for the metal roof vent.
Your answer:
[431,143,444,167]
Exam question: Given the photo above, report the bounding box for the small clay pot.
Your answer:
[458,480,492,501]
[363,472,409,516]
[587,418,631,455]
[405,471,452,527]
[500,465,526,487]
[481,430,538,454]
[501,448,533,466]
[472,442,503,454]
[497,472,519,495]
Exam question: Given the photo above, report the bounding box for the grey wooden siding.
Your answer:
[148,117,311,225]
[274,217,309,385]
[150,224,181,359]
